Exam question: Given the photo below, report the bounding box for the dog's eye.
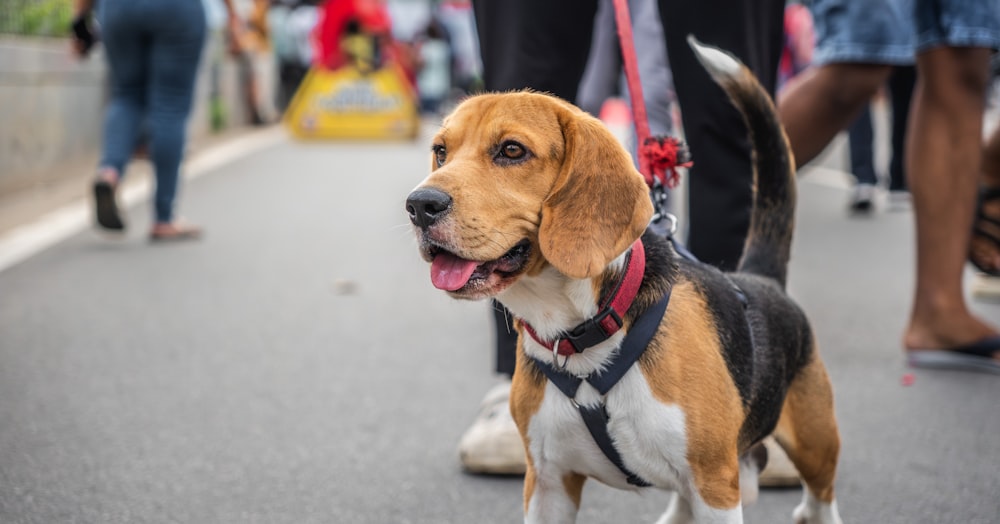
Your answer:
[500,141,526,160]
[494,141,529,166]
[432,144,447,167]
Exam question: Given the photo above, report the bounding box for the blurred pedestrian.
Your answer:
[846,66,915,213]
[267,0,324,112]
[71,0,242,240]
[778,0,1000,371]
[459,0,788,475]
[415,19,452,115]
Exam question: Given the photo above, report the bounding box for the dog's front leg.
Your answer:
[655,490,744,524]
[523,464,585,524]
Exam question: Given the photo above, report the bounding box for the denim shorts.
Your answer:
[811,0,1000,66]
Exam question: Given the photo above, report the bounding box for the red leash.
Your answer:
[611,0,691,189]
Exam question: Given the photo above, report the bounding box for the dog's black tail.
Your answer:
[688,36,796,289]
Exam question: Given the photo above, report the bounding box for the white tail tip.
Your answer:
[687,34,742,80]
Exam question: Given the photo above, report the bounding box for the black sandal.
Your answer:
[92,179,125,231]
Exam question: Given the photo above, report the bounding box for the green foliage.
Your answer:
[0,0,75,37]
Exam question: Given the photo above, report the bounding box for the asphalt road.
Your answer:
[1,125,998,524]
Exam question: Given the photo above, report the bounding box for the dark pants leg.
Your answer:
[888,65,916,192]
[472,0,598,376]
[848,105,878,186]
[658,0,785,270]
[472,0,598,100]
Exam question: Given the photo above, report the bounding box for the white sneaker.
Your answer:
[758,436,801,488]
[848,183,875,214]
[457,380,527,475]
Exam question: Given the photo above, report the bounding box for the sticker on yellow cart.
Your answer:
[284,63,419,140]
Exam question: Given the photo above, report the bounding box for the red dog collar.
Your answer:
[521,239,646,357]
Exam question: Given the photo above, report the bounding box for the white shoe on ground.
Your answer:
[457,380,527,475]
[758,435,802,488]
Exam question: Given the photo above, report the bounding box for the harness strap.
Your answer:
[530,291,671,487]
[578,404,651,487]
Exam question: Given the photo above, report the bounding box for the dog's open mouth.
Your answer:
[428,240,531,293]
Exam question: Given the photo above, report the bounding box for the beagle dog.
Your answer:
[406,38,843,524]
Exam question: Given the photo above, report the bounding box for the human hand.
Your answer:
[70,13,96,58]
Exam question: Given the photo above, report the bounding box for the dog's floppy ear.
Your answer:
[539,109,654,279]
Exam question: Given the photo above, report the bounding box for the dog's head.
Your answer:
[406,91,653,299]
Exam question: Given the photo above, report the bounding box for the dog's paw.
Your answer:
[793,498,844,524]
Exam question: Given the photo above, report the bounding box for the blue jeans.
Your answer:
[97,0,206,223]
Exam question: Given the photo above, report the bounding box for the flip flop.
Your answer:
[907,335,1000,374]
[93,179,125,231]
[149,225,202,242]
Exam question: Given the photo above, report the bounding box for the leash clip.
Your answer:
[649,180,676,236]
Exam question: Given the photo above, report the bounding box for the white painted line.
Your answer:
[0,126,287,274]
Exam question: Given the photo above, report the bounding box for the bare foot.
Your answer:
[904,308,1000,360]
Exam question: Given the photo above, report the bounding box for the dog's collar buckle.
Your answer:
[522,239,646,357]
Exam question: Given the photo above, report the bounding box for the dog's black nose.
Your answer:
[406,187,453,228]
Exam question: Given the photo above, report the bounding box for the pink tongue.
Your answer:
[431,252,480,291]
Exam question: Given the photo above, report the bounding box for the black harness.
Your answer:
[529,289,672,487]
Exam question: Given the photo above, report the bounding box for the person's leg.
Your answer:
[847,103,877,212]
[146,0,207,234]
[91,2,149,230]
[887,65,916,193]
[848,105,877,186]
[96,3,148,179]
[903,46,999,356]
[779,64,891,169]
[473,0,597,101]
[658,0,785,270]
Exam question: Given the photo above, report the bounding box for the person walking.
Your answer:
[778,0,1000,370]
[71,0,242,240]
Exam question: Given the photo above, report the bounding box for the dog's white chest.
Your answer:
[525,364,691,491]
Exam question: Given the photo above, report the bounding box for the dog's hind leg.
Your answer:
[772,353,844,524]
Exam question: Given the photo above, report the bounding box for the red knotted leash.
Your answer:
[611,0,692,190]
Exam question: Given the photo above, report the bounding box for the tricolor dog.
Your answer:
[406,38,843,524]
